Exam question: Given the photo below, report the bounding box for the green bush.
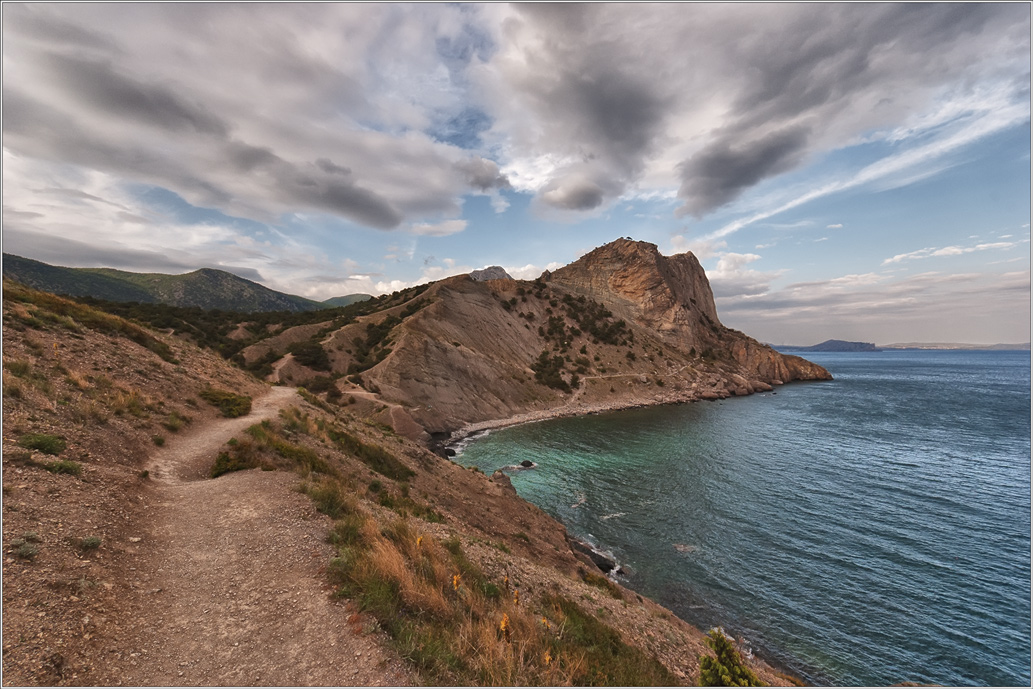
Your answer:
[210,449,259,478]
[699,628,762,686]
[43,459,82,476]
[199,387,252,417]
[18,433,66,455]
[288,340,331,371]
[79,536,102,551]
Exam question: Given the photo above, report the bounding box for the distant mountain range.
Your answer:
[2,254,370,313]
[775,338,1030,352]
[776,339,880,352]
[880,342,1030,351]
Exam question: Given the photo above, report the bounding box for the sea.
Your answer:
[453,350,1031,687]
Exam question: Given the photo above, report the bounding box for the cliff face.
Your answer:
[549,238,720,336]
[256,238,831,436]
[345,239,830,434]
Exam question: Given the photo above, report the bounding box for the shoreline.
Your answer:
[442,385,817,686]
[446,387,722,448]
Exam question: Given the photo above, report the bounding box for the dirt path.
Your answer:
[98,387,412,686]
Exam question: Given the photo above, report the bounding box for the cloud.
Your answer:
[882,239,1025,265]
[539,176,607,211]
[827,223,843,229]
[410,219,467,237]
[717,269,1030,345]
[706,252,785,298]
[677,125,811,216]
[669,234,727,260]
[504,262,563,280]
[1,4,519,238]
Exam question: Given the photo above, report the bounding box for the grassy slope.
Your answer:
[2,254,321,313]
[1,282,796,686]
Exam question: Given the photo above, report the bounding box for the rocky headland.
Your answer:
[249,238,831,445]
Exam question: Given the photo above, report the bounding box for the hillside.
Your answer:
[321,293,373,308]
[777,339,881,352]
[2,254,322,313]
[243,239,830,440]
[1,280,802,686]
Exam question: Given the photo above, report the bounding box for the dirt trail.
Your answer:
[100,386,412,687]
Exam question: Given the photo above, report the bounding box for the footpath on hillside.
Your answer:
[93,386,412,686]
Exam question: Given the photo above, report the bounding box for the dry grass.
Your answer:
[310,475,677,686]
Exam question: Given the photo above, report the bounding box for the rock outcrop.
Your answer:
[469,266,513,281]
[259,238,832,437]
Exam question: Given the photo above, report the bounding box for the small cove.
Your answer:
[454,350,1031,686]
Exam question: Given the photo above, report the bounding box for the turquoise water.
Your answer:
[455,350,1031,686]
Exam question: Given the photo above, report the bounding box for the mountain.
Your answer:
[321,294,374,308]
[469,266,513,281]
[776,339,881,352]
[1,278,800,687]
[244,238,831,438]
[880,342,1031,351]
[2,253,323,313]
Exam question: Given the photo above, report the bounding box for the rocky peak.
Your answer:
[548,238,721,347]
[469,266,513,281]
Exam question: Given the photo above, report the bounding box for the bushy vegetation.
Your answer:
[43,459,83,477]
[3,280,176,362]
[699,628,762,686]
[199,387,252,418]
[18,433,66,456]
[287,339,331,371]
[326,426,414,481]
[531,351,573,393]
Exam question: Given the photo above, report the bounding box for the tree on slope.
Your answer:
[699,628,763,686]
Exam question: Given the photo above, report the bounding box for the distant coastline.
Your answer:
[773,339,1030,352]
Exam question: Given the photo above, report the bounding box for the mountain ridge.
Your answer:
[2,253,324,313]
[248,238,831,440]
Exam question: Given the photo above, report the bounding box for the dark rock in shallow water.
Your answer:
[520,460,534,468]
[568,538,617,574]
[445,448,456,457]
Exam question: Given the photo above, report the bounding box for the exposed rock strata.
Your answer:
[263,239,831,438]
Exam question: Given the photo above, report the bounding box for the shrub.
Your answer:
[18,433,66,455]
[43,460,82,477]
[327,427,414,481]
[152,435,166,446]
[210,449,259,478]
[199,387,252,418]
[161,411,189,432]
[79,536,102,551]
[3,359,32,377]
[699,628,762,686]
[15,541,39,560]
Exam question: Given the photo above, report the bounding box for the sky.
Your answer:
[2,3,1030,345]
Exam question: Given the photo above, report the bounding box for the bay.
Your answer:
[455,350,1031,686]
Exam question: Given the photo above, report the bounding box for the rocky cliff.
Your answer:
[251,238,831,439]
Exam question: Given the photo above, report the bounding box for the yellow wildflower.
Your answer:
[452,573,461,591]
[544,651,552,666]
[416,536,423,548]
[513,588,520,606]
[500,613,511,642]
[541,616,551,630]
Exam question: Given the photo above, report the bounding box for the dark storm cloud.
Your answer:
[539,178,606,211]
[0,228,198,272]
[315,159,352,176]
[455,157,510,191]
[45,53,229,136]
[677,126,811,217]
[673,3,1024,215]
[2,4,119,54]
